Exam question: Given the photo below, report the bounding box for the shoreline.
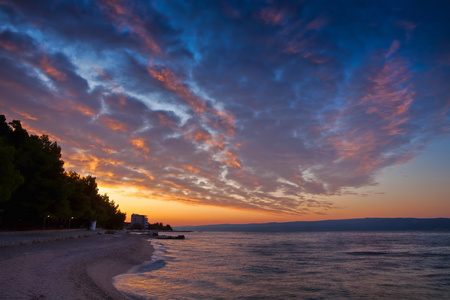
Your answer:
[0,231,153,299]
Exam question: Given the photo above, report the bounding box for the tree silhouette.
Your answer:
[0,135,23,203]
[0,115,126,230]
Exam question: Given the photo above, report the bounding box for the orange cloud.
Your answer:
[96,68,111,81]
[153,112,177,129]
[0,40,18,52]
[163,180,190,191]
[148,65,208,115]
[98,0,161,54]
[100,0,124,14]
[65,150,131,181]
[73,104,96,117]
[258,8,286,25]
[360,58,414,136]
[214,109,236,137]
[129,138,150,153]
[133,167,154,180]
[189,129,212,142]
[101,116,127,132]
[329,51,415,175]
[307,16,328,30]
[222,150,242,169]
[148,65,241,171]
[17,121,62,146]
[11,109,38,120]
[284,39,308,54]
[79,133,115,152]
[385,40,400,59]
[187,129,227,153]
[39,56,67,81]
[68,151,101,172]
[102,147,116,154]
[330,131,379,173]
[148,64,236,136]
[181,164,202,174]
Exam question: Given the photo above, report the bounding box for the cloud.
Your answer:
[1,0,449,216]
[97,0,161,54]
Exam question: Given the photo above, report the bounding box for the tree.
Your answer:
[0,137,23,203]
[148,222,173,231]
[8,128,69,225]
[0,116,24,203]
[1,118,71,227]
[99,194,126,229]
[130,223,143,230]
[0,115,127,230]
[65,173,126,229]
[66,171,91,219]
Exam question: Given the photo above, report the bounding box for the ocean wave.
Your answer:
[132,259,166,274]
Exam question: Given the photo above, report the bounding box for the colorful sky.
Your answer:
[1,0,449,226]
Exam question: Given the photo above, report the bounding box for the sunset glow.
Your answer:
[1,0,449,226]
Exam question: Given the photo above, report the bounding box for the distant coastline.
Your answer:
[175,218,450,232]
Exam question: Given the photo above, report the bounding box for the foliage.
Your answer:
[0,135,23,203]
[0,115,126,230]
[148,222,173,231]
[130,223,143,230]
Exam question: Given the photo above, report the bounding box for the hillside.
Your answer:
[175,218,450,232]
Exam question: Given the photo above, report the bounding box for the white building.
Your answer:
[131,214,148,228]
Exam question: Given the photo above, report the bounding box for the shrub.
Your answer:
[130,223,143,230]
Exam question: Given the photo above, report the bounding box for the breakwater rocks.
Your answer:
[153,235,185,240]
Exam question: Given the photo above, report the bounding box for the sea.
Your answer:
[113,231,450,299]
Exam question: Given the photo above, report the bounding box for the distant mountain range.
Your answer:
[175,218,450,232]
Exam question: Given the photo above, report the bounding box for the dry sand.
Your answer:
[0,231,153,299]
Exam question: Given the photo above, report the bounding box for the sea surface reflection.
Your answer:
[114,231,450,299]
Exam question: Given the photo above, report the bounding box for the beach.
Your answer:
[0,231,153,299]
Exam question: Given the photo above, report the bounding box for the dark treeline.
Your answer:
[147,222,173,231]
[129,222,173,231]
[0,115,126,230]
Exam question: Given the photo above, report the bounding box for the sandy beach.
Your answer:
[0,231,153,299]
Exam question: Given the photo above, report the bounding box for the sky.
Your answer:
[0,0,449,226]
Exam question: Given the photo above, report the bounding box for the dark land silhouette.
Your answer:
[176,218,450,232]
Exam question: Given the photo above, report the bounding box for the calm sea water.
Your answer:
[114,231,450,299]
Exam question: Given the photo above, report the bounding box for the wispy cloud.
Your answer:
[1,0,449,216]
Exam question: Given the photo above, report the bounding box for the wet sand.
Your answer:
[0,231,153,299]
